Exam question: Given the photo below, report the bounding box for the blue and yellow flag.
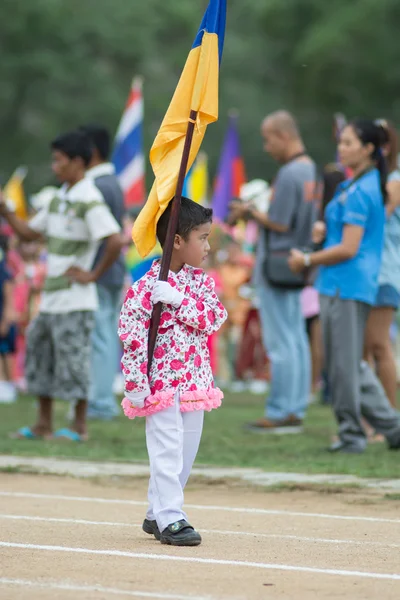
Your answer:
[132,0,226,257]
[183,152,209,205]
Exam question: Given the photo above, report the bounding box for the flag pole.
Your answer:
[147,109,198,372]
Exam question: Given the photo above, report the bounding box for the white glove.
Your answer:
[124,386,151,409]
[151,281,184,309]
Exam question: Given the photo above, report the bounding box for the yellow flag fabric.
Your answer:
[4,168,28,220]
[189,152,209,205]
[132,32,221,257]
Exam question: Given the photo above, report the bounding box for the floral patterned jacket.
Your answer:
[118,260,228,419]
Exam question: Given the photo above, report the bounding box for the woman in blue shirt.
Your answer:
[364,120,400,409]
[289,119,400,453]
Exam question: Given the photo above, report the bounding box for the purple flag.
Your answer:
[212,115,246,221]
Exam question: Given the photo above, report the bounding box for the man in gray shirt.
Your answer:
[236,111,317,432]
[82,125,125,420]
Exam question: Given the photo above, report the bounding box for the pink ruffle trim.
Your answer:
[121,387,223,420]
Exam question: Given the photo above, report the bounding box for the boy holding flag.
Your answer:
[119,0,227,546]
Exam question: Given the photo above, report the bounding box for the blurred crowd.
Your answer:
[1,112,400,452]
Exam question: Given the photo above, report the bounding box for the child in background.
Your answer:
[13,239,46,389]
[0,239,17,404]
[119,197,227,547]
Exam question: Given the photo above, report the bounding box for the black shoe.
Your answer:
[142,518,161,541]
[160,520,202,546]
[328,440,365,454]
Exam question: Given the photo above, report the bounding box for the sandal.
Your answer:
[11,426,53,440]
[54,428,87,442]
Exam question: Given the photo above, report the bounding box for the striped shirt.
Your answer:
[29,177,120,314]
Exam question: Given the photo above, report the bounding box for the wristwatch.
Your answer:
[303,253,311,268]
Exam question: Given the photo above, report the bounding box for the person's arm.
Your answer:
[0,193,43,242]
[289,224,364,272]
[118,286,152,401]
[255,168,298,234]
[289,186,368,272]
[247,205,290,232]
[228,199,288,232]
[151,274,228,335]
[385,179,400,217]
[0,280,16,336]
[66,232,123,284]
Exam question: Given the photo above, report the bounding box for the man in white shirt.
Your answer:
[0,130,122,441]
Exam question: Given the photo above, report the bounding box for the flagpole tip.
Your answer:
[228,108,239,119]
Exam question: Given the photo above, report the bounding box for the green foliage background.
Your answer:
[2,0,400,192]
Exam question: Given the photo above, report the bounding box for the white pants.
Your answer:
[145,392,204,532]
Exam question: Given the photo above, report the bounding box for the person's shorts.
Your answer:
[25,311,94,401]
[375,284,400,309]
[0,324,16,355]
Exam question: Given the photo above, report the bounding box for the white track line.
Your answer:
[1,491,399,524]
[1,514,400,549]
[0,578,211,600]
[1,542,399,581]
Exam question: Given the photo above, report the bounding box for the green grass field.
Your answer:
[0,393,399,479]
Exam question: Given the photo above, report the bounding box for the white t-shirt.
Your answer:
[29,177,120,314]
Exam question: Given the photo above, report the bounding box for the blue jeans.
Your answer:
[258,279,310,421]
[88,285,122,420]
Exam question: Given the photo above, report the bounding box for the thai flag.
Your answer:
[113,77,145,207]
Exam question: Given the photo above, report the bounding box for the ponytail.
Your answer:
[375,148,388,204]
[351,118,390,205]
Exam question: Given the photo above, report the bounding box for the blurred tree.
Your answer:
[1,0,400,193]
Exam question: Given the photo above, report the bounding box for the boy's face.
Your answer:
[174,222,212,268]
[51,150,83,184]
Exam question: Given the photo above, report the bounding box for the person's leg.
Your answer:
[0,353,16,404]
[22,314,54,436]
[320,296,367,450]
[319,297,331,405]
[290,290,311,419]
[364,307,397,408]
[235,309,253,380]
[179,410,204,489]
[52,312,94,438]
[359,360,400,447]
[257,280,298,421]
[358,300,400,446]
[145,397,186,532]
[36,396,54,433]
[145,476,156,522]
[88,285,121,420]
[309,317,323,394]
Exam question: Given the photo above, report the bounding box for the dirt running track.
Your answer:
[0,473,399,599]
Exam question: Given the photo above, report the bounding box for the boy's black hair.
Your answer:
[50,131,92,167]
[156,196,213,247]
[79,124,111,161]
